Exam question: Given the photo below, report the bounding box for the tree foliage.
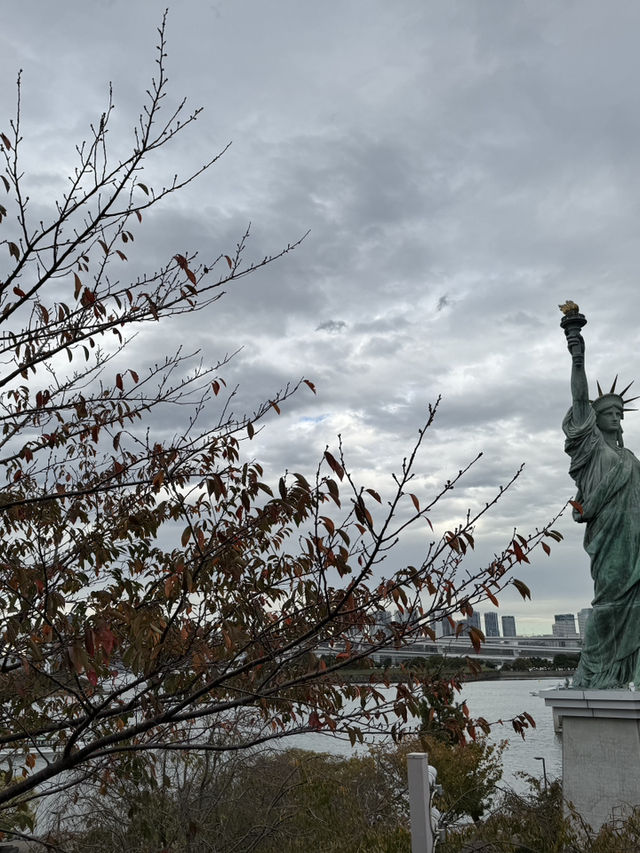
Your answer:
[0,15,564,833]
[47,744,412,853]
[441,774,640,853]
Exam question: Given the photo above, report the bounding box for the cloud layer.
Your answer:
[2,0,639,633]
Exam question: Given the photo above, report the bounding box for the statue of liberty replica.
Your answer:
[561,301,640,688]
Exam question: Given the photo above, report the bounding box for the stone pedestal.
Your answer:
[545,689,640,831]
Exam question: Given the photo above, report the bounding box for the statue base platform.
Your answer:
[544,688,640,831]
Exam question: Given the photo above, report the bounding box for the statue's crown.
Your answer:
[592,376,639,413]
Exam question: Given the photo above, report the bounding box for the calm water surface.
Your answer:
[460,677,563,792]
[295,677,563,794]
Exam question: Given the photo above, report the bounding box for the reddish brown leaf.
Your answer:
[468,625,485,653]
[482,585,499,607]
[84,627,95,656]
[96,625,116,657]
[324,450,344,481]
[68,645,84,674]
[512,539,530,564]
[308,711,322,730]
[1,132,11,150]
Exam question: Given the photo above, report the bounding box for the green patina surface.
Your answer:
[561,305,640,688]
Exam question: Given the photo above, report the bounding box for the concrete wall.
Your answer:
[545,689,640,831]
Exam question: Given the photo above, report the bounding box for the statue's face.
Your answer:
[596,405,623,435]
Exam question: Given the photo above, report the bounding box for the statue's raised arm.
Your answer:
[559,302,640,690]
[559,301,590,424]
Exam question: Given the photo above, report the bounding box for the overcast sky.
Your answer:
[3,1,640,634]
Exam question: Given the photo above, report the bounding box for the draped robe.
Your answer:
[564,406,640,688]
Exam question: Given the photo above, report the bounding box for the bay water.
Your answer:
[293,676,563,795]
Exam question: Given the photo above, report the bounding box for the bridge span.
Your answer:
[320,635,581,666]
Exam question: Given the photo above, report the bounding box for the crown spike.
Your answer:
[624,395,640,404]
[621,380,635,398]
[610,375,619,394]
[597,380,604,396]
[624,408,638,413]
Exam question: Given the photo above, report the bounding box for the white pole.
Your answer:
[407,752,434,853]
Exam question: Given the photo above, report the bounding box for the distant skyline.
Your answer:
[2,2,639,631]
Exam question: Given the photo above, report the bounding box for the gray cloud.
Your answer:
[316,320,347,333]
[3,0,639,632]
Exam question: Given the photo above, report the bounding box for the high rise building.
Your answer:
[440,616,453,637]
[552,613,578,638]
[484,612,500,637]
[373,609,392,638]
[465,612,481,631]
[577,608,593,638]
[501,615,517,637]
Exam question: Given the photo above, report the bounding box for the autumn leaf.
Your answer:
[512,578,531,600]
[482,584,499,607]
[308,711,322,730]
[324,450,344,480]
[511,539,530,564]
[468,626,485,653]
